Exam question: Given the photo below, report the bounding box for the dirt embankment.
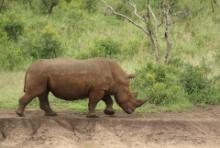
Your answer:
[0,106,220,148]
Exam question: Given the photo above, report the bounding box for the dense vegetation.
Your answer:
[0,0,220,112]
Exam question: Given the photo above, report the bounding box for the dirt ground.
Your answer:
[0,106,220,148]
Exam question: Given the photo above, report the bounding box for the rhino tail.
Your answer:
[23,72,27,92]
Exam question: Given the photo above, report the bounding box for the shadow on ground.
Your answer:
[0,106,220,148]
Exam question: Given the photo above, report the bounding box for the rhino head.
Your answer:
[114,73,147,114]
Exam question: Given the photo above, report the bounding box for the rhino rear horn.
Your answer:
[127,73,137,79]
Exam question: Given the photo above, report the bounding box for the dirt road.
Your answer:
[0,106,220,148]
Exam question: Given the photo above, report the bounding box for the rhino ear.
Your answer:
[127,73,137,79]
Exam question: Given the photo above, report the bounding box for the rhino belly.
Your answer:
[47,74,91,100]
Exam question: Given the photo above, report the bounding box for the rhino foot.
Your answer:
[86,113,98,118]
[16,109,24,117]
[45,111,57,116]
[104,109,115,115]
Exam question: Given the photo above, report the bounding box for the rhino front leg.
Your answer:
[87,90,105,118]
[102,95,115,115]
[38,92,57,116]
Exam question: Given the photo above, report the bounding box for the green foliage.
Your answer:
[0,46,24,70]
[81,0,98,13]
[133,61,220,107]
[40,0,59,14]
[134,62,175,89]
[180,64,220,104]
[0,0,220,110]
[0,31,25,70]
[133,62,189,106]
[26,25,62,60]
[180,65,209,95]
[146,82,187,105]
[3,22,23,41]
[29,32,62,59]
[122,40,140,57]
[0,12,24,41]
[115,0,132,17]
[215,49,220,65]
[89,38,121,58]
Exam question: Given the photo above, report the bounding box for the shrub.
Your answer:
[180,64,220,104]
[89,38,121,58]
[0,46,24,70]
[180,65,209,95]
[146,82,188,105]
[132,62,188,106]
[0,32,25,70]
[82,0,98,13]
[0,13,24,41]
[133,62,178,89]
[40,0,59,14]
[29,32,62,59]
[3,22,23,41]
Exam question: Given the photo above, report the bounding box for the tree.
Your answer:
[102,0,173,63]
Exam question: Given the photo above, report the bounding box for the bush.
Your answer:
[132,62,188,106]
[146,82,188,105]
[0,46,24,70]
[29,32,62,59]
[81,0,97,13]
[180,65,209,95]
[133,62,178,89]
[0,13,24,41]
[0,32,25,70]
[40,0,59,14]
[89,38,121,58]
[180,64,220,104]
[133,61,220,106]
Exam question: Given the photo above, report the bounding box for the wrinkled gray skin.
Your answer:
[16,58,146,118]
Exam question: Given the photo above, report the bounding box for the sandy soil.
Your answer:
[0,106,220,148]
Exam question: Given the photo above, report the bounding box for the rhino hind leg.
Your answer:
[38,92,57,116]
[102,95,115,115]
[16,93,36,117]
[87,90,105,118]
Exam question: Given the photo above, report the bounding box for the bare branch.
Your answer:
[144,4,161,63]
[148,5,159,25]
[128,0,144,20]
[101,0,149,35]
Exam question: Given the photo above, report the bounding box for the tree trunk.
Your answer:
[163,1,172,63]
[145,5,161,63]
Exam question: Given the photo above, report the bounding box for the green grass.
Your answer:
[0,0,220,112]
[0,71,193,112]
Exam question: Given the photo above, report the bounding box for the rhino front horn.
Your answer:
[135,99,147,108]
[127,73,137,79]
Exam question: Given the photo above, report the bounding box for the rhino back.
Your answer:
[25,58,114,100]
